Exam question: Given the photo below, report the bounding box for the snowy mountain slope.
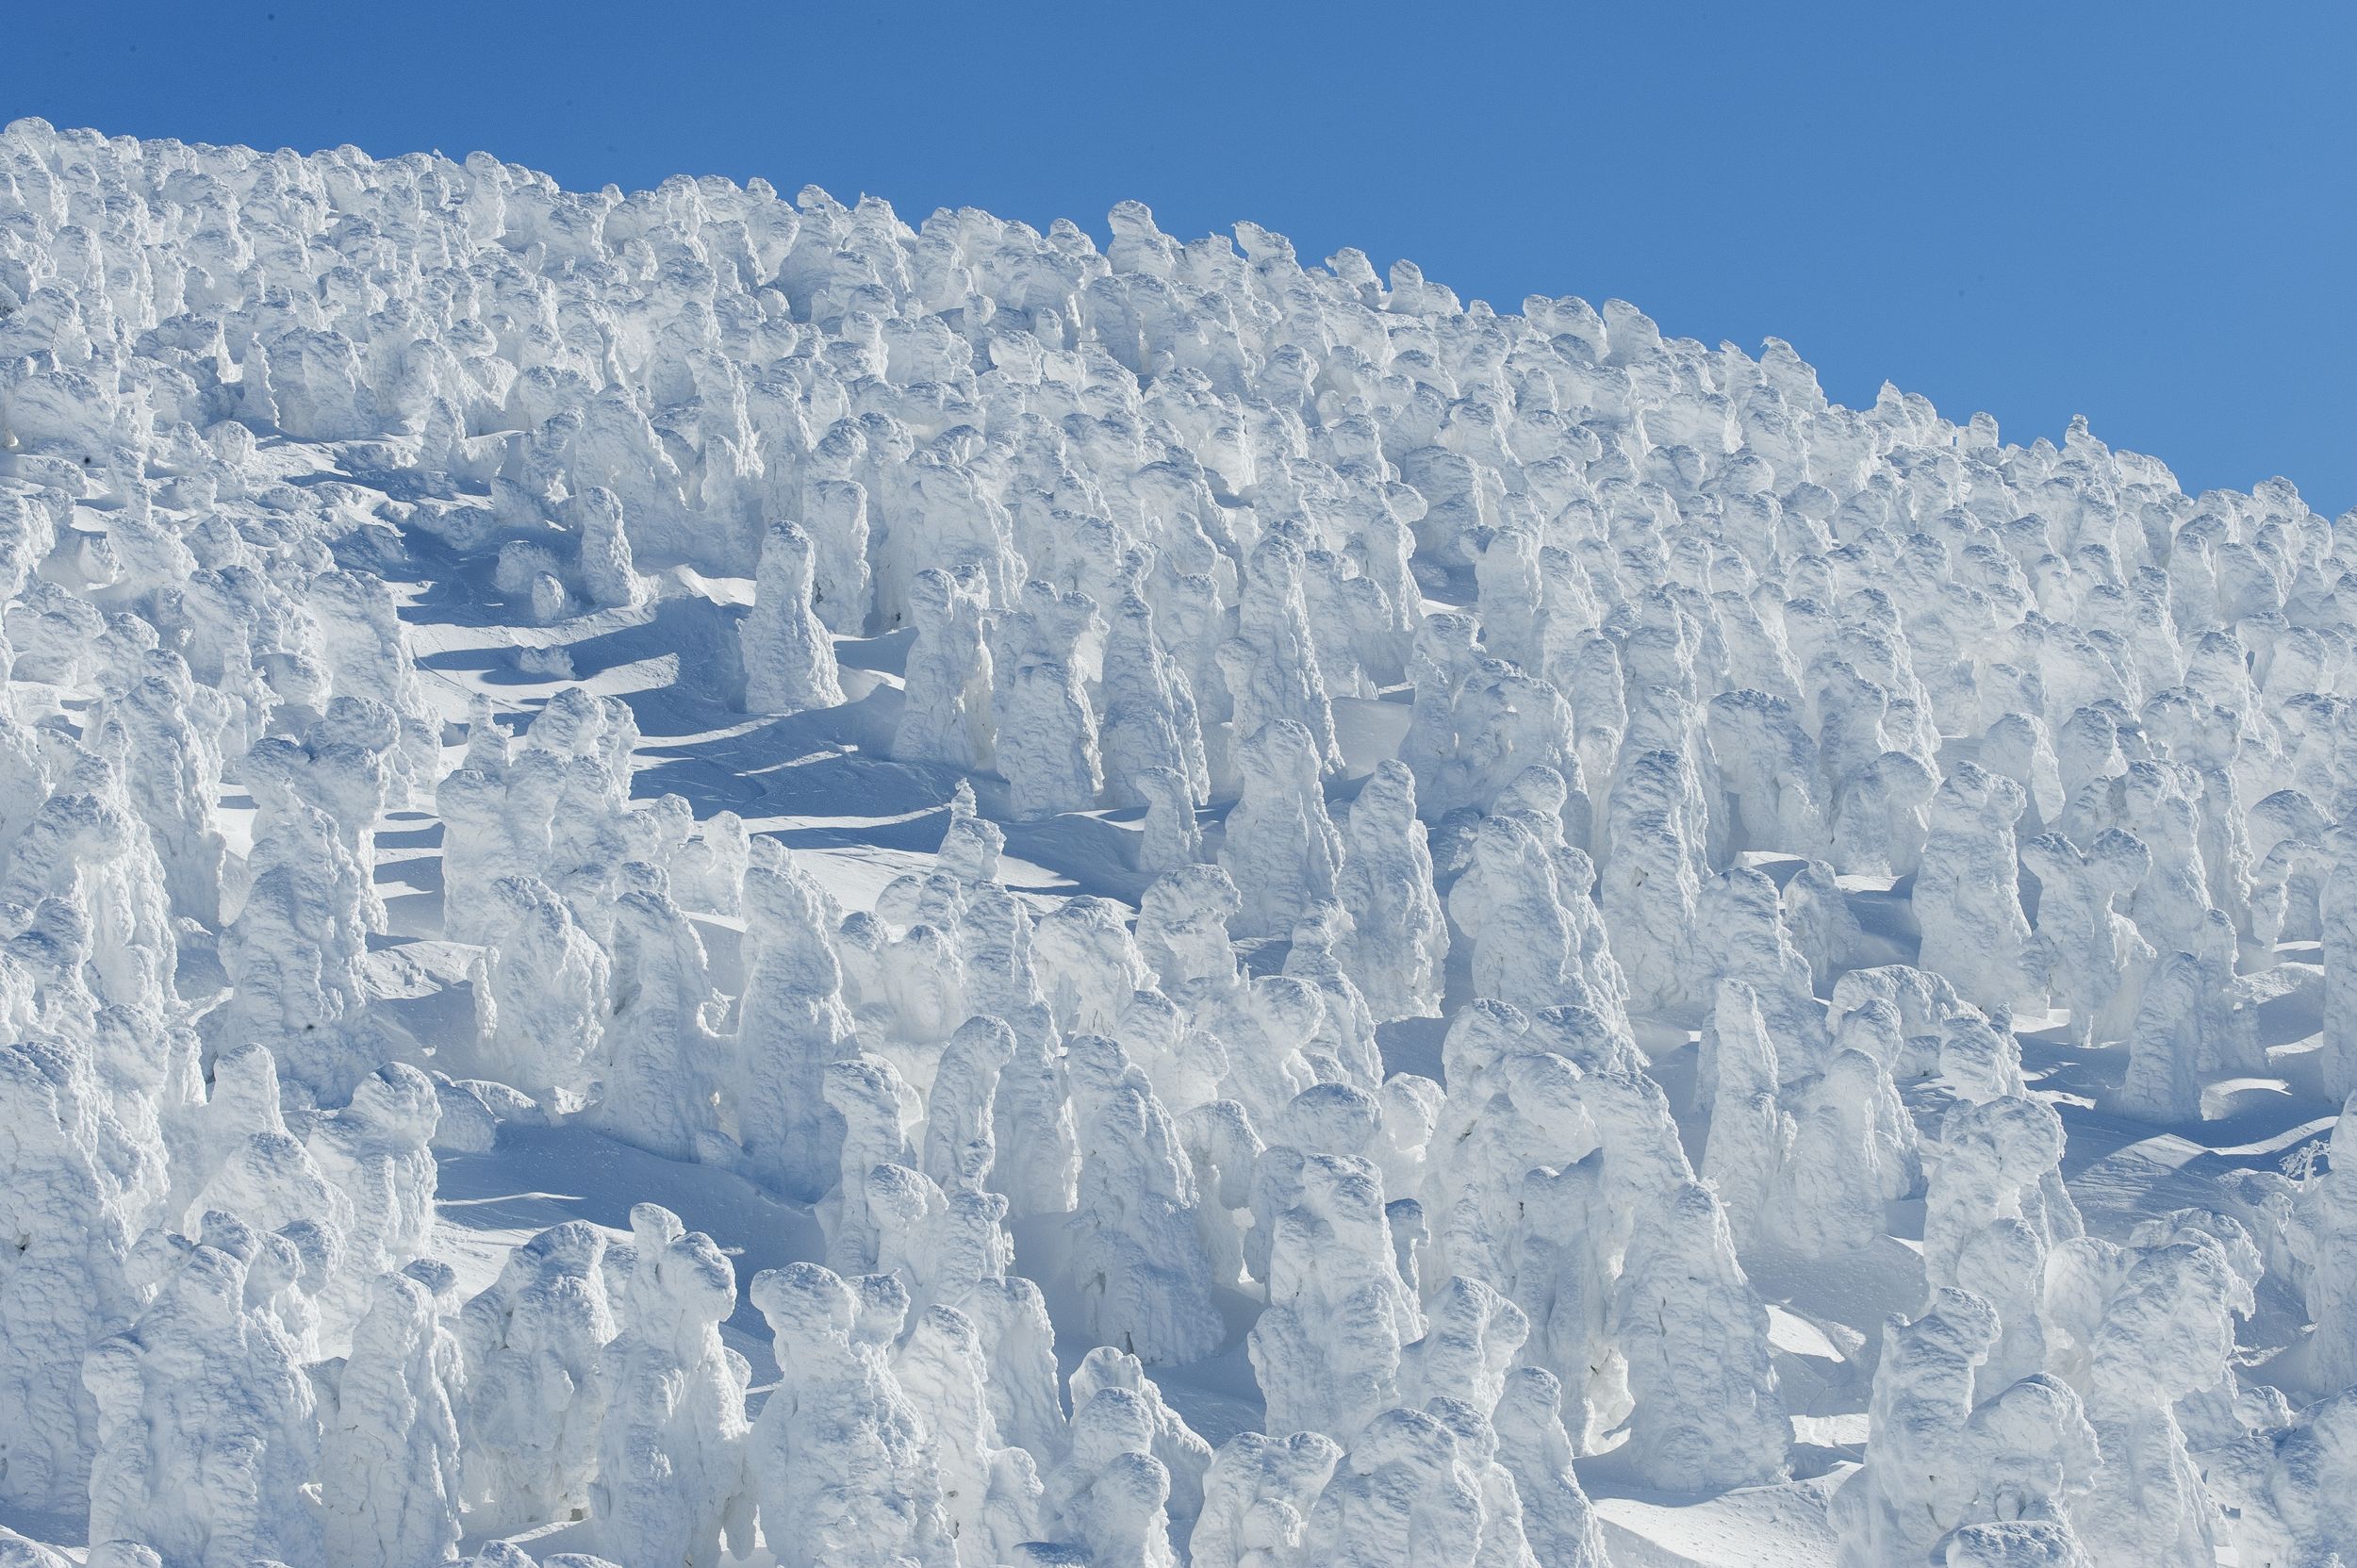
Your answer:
[2,114,2354,1566]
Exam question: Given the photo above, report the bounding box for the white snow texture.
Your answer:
[0,116,2350,1568]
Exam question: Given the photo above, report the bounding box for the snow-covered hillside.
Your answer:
[0,114,2351,1566]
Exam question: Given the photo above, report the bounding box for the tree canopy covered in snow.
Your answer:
[1,115,2354,1566]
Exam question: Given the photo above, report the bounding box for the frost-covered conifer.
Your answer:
[458,1223,623,1534]
[1072,1346,1215,1535]
[1221,536,1341,773]
[1492,1367,1610,1568]
[1251,1151,1423,1441]
[1698,864,1826,1076]
[471,874,610,1108]
[1298,1406,1484,1567]
[747,1262,957,1568]
[1925,1095,2080,1292]
[2022,830,2152,1048]
[997,1018,1083,1221]
[1101,588,1210,809]
[1138,863,1243,991]
[305,1061,441,1332]
[588,1205,752,1568]
[2321,849,2357,1100]
[0,1038,150,1512]
[1222,719,1343,939]
[569,485,648,611]
[2047,1214,2255,1567]
[1137,765,1206,874]
[1699,980,1793,1240]
[741,520,845,714]
[1190,1430,1343,1568]
[893,1302,1047,1560]
[1778,1043,1918,1257]
[84,1222,325,1568]
[220,784,377,1098]
[894,565,996,769]
[1040,1379,1183,1568]
[1449,813,1580,1016]
[995,582,1104,819]
[1706,687,1830,860]
[1067,1033,1224,1363]
[733,849,859,1198]
[1598,804,1706,1018]
[2287,1099,2357,1395]
[1334,761,1447,1020]
[316,1265,466,1568]
[589,875,728,1162]
[1613,1180,1791,1492]
[1916,763,2043,1013]
[822,1052,922,1274]
[1831,1288,2098,1568]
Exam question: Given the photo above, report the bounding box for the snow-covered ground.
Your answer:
[2,115,2353,1566]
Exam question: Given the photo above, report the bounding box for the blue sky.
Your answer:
[8,1,2351,513]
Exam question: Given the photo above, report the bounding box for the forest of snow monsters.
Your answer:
[2,116,2356,1567]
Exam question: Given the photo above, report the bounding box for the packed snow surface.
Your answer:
[0,115,2352,1566]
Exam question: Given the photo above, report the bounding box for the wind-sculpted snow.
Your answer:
[4,114,2357,1566]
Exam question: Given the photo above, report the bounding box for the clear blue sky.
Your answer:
[8,2,2351,514]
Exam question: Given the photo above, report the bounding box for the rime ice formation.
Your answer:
[587,1205,751,1568]
[316,1264,467,1568]
[3,115,2356,1568]
[741,520,844,715]
[1221,718,1343,939]
[84,1219,326,1568]
[457,1224,623,1537]
[1334,760,1447,1020]
[746,1262,955,1568]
